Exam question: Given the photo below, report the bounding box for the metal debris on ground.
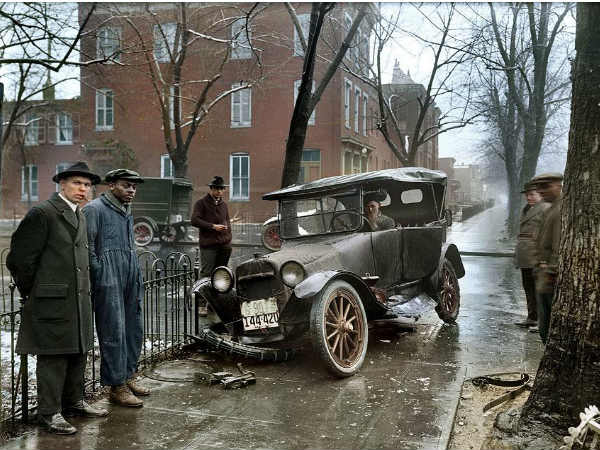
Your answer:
[194,363,256,389]
[561,405,600,450]
[470,373,531,412]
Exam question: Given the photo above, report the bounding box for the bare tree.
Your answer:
[280,2,367,187]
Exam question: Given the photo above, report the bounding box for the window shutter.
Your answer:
[242,89,250,124]
[232,91,240,124]
[38,113,46,143]
[72,113,80,143]
[46,113,56,143]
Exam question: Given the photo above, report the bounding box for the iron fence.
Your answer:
[0,249,199,427]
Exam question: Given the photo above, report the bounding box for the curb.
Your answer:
[459,251,514,258]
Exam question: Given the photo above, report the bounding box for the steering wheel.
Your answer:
[328,210,363,232]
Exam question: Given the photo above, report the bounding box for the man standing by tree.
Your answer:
[83,169,150,408]
[531,173,563,344]
[514,181,548,331]
[6,162,108,435]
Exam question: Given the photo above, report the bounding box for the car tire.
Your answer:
[197,328,296,362]
[261,222,282,252]
[435,259,460,323]
[133,220,155,247]
[309,280,368,377]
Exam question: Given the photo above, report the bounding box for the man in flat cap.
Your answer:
[514,181,549,331]
[191,176,233,280]
[363,191,395,231]
[6,161,108,435]
[530,172,563,344]
[83,168,150,407]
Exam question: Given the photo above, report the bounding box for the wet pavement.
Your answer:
[1,205,545,450]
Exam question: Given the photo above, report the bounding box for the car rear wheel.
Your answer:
[310,280,368,377]
[435,259,460,323]
[133,220,155,247]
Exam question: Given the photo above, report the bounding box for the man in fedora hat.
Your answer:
[514,181,549,331]
[363,191,395,231]
[191,176,233,280]
[6,161,108,435]
[83,168,150,407]
[530,172,564,344]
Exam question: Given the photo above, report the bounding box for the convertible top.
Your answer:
[263,167,447,200]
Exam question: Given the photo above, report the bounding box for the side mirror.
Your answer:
[444,209,453,227]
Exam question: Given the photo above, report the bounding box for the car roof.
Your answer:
[263,167,447,200]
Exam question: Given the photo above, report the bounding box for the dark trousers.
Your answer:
[536,291,554,344]
[200,246,232,277]
[36,353,86,415]
[521,268,537,322]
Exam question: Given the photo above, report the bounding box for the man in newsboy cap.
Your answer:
[6,162,108,435]
[83,169,151,407]
[530,172,563,344]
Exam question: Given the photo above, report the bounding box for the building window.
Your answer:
[294,80,316,125]
[55,162,71,192]
[362,94,368,136]
[354,87,361,133]
[344,79,352,129]
[161,154,174,178]
[21,165,38,201]
[343,150,367,175]
[56,112,73,144]
[231,19,251,59]
[298,149,321,184]
[231,84,251,128]
[96,89,114,130]
[97,26,121,62]
[24,112,41,146]
[293,13,310,57]
[230,153,250,201]
[154,23,177,63]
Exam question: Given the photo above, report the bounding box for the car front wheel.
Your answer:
[435,259,460,323]
[310,280,368,377]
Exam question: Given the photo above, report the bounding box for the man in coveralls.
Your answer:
[83,169,150,407]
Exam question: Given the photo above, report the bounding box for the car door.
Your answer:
[400,226,443,281]
[370,227,403,288]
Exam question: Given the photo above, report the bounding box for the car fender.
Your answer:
[191,277,239,333]
[426,243,465,299]
[294,270,385,318]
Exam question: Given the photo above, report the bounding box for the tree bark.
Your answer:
[520,2,600,431]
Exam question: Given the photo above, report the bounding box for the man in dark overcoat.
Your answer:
[6,162,108,435]
[514,181,549,331]
[83,169,149,408]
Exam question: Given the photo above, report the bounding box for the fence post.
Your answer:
[183,262,188,338]
[20,354,28,423]
[194,249,200,335]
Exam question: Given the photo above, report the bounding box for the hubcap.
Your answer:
[324,289,365,367]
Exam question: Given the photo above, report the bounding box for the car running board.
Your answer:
[388,293,437,320]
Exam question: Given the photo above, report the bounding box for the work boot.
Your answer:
[514,319,537,328]
[127,378,151,397]
[38,413,77,435]
[110,385,143,407]
[63,400,109,418]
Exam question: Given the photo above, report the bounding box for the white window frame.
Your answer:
[230,153,250,201]
[230,84,252,128]
[154,22,177,63]
[344,78,352,129]
[354,86,361,133]
[160,154,174,178]
[55,162,71,192]
[231,19,251,59]
[293,13,310,57]
[24,112,40,146]
[21,165,38,201]
[97,26,121,62]
[362,93,368,136]
[96,89,114,131]
[56,112,73,144]
[294,80,316,126]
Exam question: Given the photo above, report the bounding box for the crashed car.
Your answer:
[192,168,464,377]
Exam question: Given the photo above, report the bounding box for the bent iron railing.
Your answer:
[0,250,199,427]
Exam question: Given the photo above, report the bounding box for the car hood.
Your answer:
[244,233,375,277]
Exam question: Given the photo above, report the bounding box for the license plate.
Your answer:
[241,298,279,331]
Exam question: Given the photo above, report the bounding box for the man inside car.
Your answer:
[364,192,395,231]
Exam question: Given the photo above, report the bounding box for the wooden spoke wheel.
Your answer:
[435,259,460,323]
[133,220,154,247]
[261,222,282,251]
[310,280,368,377]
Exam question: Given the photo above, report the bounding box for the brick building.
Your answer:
[1,3,440,221]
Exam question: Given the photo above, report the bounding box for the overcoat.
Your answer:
[6,193,94,355]
[514,201,550,268]
[535,195,562,293]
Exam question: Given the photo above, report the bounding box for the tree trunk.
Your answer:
[520,2,600,431]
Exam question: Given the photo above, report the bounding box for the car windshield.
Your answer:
[280,190,362,238]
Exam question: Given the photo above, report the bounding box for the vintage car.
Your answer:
[192,168,464,377]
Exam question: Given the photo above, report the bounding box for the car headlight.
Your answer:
[281,261,306,288]
[212,266,234,293]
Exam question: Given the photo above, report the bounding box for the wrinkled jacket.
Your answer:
[6,194,93,355]
[191,194,232,248]
[83,194,143,302]
[535,195,562,293]
[514,201,549,268]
